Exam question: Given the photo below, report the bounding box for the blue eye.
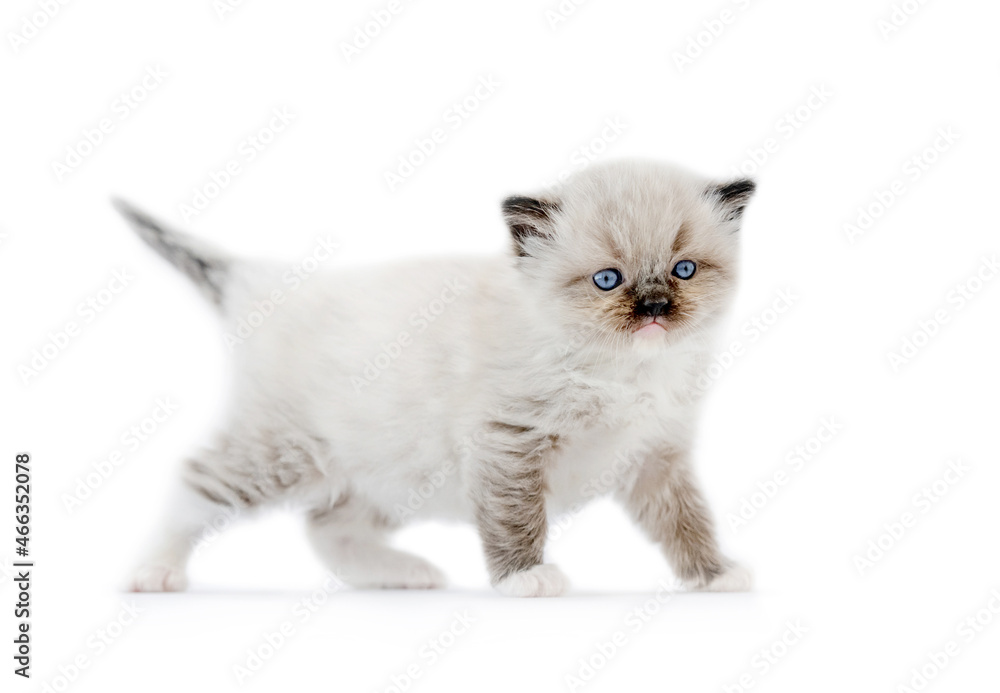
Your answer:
[672,260,696,280]
[593,268,623,290]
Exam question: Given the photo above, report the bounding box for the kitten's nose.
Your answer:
[636,300,671,317]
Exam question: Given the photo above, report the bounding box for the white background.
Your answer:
[2,0,999,691]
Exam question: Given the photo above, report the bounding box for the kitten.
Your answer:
[116,159,755,597]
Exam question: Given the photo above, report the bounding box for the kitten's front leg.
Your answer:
[622,446,752,592]
[472,421,568,597]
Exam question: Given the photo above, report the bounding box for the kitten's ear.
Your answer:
[502,195,560,257]
[707,179,756,224]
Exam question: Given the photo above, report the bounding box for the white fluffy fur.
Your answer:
[123,160,753,596]
[495,564,569,598]
[701,564,754,592]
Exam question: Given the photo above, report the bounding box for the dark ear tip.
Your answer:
[501,195,560,217]
[708,178,756,223]
[711,178,756,200]
[501,194,560,254]
[502,195,536,210]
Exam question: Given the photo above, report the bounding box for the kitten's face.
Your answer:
[503,160,755,356]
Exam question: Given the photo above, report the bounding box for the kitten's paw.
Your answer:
[383,557,447,590]
[349,553,447,590]
[131,564,188,592]
[698,562,753,592]
[495,564,569,598]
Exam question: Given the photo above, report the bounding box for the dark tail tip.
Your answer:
[111,197,166,237]
[112,197,229,307]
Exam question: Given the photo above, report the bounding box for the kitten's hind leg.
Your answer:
[130,437,265,592]
[131,424,329,591]
[132,416,328,592]
[306,496,446,589]
[130,482,238,592]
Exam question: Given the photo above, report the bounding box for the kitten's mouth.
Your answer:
[634,319,667,337]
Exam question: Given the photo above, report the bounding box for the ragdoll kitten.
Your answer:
[117,159,755,597]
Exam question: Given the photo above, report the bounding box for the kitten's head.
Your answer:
[502,159,755,356]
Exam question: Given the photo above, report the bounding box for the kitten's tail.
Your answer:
[112,199,230,307]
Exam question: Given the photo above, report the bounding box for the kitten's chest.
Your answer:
[604,378,687,428]
[571,351,698,431]
[544,373,695,512]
